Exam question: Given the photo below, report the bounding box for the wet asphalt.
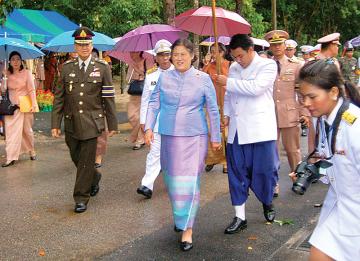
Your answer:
[0,122,327,260]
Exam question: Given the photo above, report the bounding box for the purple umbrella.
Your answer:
[112,24,188,52]
[349,35,360,47]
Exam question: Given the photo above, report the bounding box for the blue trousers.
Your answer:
[227,133,279,206]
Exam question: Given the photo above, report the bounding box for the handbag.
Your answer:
[127,60,147,96]
[0,89,18,115]
[127,79,145,96]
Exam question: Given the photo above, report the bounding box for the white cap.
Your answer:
[154,40,172,55]
[300,45,313,54]
[285,39,298,49]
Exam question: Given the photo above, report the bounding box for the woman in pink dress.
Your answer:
[1,51,38,167]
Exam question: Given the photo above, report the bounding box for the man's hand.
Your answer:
[51,128,61,138]
[108,130,117,137]
[221,116,229,132]
[214,74,228,89]
[145,129,154,146]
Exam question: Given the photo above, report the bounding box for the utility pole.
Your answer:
[271,0,277,29]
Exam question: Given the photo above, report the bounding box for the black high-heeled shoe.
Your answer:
[180,241,193,251]
[2,160,15,167]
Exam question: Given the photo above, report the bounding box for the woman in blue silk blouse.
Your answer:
[145,39,221,251]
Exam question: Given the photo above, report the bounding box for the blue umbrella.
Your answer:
[0,36,44,60]
[41,30,116,52]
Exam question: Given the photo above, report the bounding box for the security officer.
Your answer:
[339,44,358,84]
[265,30,310,195]
[137,39,174,199]
[51,27,118,213]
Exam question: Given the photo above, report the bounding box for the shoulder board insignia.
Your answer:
[146,65,158,75]
[288,57,300,63]
[95,59,107,65]
[342,110,357,125]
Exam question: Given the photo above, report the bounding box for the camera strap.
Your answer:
[314,100,350,159]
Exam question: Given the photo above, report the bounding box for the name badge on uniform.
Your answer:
[151,81,157,86]
[69,80,73,92]
[69,73,76,77]
[284,69,294,75]
[90,71,101,77]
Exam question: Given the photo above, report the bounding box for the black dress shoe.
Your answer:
[74,203,87,213]
[224,217,247,234]
[174,225,182,232]
[263,203,276,222]
[180,241,193,251]
[136,185,152,199]
[90,173,102,197]
[2,160,15,168]
[205,164,214,172]
[132,143,145,150]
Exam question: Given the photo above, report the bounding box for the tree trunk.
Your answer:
[235,0,243,15]
[163,0,175,25]
[193,0,200,68]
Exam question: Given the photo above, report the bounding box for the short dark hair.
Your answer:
[229,34,254,51]
[171,38,198,64]
[320,42,331,51]
[299,59,360,107]
[8,51,24,74]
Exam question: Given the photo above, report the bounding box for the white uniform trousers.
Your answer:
[141,132,161,190]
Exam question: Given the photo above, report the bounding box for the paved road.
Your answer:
[0,129,327,260]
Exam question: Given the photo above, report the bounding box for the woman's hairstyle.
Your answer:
[8,51,24,74]
[171,38,198,64]
[299,59,360,107]
[211,42,227,53]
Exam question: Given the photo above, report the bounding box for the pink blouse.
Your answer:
[1,69,37,107]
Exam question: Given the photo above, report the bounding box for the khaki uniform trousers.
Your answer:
[277,126,301,171]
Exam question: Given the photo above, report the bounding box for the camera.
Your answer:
[292,158,333,195]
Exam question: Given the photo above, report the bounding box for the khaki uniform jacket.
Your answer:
[273,56,308,128]
[51,57,118,140]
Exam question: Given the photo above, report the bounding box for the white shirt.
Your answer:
[140,64,174,132]
[224,53,278,144]
[78,55,92,72]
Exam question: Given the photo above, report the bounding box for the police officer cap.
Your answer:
[154,40,172,54]
[285,39,298,49]
[72,26,95,44]
[317,32,341,45]
[300,45,313,54]
[264,30,289,44]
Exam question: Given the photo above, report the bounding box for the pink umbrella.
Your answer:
[112,24,188,52]
[175,6,251,36]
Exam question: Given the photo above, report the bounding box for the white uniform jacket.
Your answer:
[140,65,174,133]
[224,53,278,145]
[317,99,360,236]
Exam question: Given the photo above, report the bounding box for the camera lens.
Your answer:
[292,184,305,195]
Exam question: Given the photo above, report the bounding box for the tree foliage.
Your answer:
[1,0,359,46]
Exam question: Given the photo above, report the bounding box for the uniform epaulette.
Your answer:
[94,58,107,65]
[64,59,74,65]
[146,65,158,75]
[342,110,357,125]
[288,57,300,63]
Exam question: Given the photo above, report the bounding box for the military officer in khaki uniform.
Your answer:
[51,27,118,213]
[265,30,310,195]
[285,39,304,65]
[317,32,341,69]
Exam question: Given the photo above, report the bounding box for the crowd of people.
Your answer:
[1,25,360,259]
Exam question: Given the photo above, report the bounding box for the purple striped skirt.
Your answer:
[161,134,208,230]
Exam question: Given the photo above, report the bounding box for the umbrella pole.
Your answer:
[211,0,226,156]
